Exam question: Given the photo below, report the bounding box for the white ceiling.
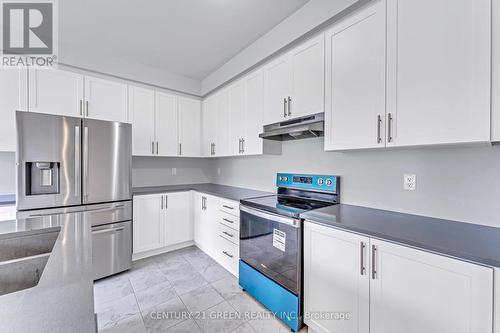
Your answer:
[59,0,309,80]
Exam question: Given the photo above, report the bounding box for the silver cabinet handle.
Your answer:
[156,141,159,155]
[371,244,377,279]
[151,141,155,155]
[283,98,287,117]
[238,139,242,154]
[161,195,164,210]
[92,227,124,235]
[83,126,89,203]
[179,143,182,156]
[360,242,366,276]
[222,205,234,210]
[79,100,83,116]
[222,218,234,224]
[222,231,234,238]
[377,115,382,144]
[387,113,393,143]
[222,251,234,258]
[241,138,245,153]
[74,126,80,197]
[213,143,216,155]
[287,96,292,116]
[202,196,206,210]
[165,195,168,209]
[85,101,89,117]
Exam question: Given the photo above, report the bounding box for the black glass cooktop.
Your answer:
[241,195,335,218]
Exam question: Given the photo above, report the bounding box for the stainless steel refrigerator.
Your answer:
[16,111,133,280]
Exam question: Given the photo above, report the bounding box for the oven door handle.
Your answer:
[240,205,300,228]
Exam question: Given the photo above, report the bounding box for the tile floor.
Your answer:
[94,245,307,333]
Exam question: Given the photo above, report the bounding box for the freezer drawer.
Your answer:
[92,221,132,280]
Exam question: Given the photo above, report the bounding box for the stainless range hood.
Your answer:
[259,113,324,141]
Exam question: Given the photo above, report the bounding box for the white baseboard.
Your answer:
[132,241,194,261]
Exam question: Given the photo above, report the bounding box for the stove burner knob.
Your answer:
[326,179,332,186]
[279,176,283,181]
[317,178,324,185]
[283,177,288,182]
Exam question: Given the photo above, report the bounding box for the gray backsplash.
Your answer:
[208,138,500,228]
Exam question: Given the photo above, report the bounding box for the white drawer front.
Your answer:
[220,211,239,231]
[220,199,239,217]
[219,222,238,245]
[217,236,239,276]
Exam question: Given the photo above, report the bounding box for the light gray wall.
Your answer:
[208,138,500,228]
[132,157,211,188]
[0,152,15,195]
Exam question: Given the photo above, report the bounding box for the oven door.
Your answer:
[240,205,301,295]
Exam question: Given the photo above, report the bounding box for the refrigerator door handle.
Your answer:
[83,126,89,203]
[74,126,80,197]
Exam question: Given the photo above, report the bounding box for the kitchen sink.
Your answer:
[0,230,59,296]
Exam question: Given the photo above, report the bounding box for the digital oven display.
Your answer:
[293,176,312,184]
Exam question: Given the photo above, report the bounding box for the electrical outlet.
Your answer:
[403,174,416,191]
[172,168,177,176]
[217,168,221,175]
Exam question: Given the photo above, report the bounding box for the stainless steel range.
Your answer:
[239,173,339,332]
[15,111,133,280]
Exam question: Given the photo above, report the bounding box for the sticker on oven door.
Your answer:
[273,229,286,252]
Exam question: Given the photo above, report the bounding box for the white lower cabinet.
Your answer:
[133,191,192,256]
[304,222,494,333]
[304,222,369,333]
[193,192,220,257]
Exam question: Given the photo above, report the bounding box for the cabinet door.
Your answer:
[304,222,369,333]
[0,69,27,152]
[202,97,217,156]
[325,0,386,151]
[370,239,493,333]
[129,86,155,156]
[242,69,264,155]
[289,34,325,119]
[386,0,490,146]
[263,54,291,125]
[178,97,201,157]
[215,89,230,156]
[155,91,178,156]
[164,192,193,246]
[228,81,245,155]
[84,75,128,123]
[29,69,84,117]
[133,194,164,254]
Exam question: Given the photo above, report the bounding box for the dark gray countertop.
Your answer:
[301,204,500,267]
[133,183,272,201]
[0,214,96,332]
[0,194,15,206]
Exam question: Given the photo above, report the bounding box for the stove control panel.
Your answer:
[277,173,339,193]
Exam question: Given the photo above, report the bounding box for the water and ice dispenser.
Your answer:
[25,162,60,195]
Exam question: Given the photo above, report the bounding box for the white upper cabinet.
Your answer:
[155,91,178,156]
[325,0,386,151]
[242,69,265,155]
[370,238,493,333]
[202,96,217,157]
[178,97,201,157]
[28,69,84,117]
[84,75,128,123]
[263,54,292,125]
[263,34,324,125]
[0,69,27,152]
[215,89,231,156]
[492,1,500,142]
[129,86,155,156]
[386,0,491,147]
[229,80,246,155]
[289,34,325,119]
